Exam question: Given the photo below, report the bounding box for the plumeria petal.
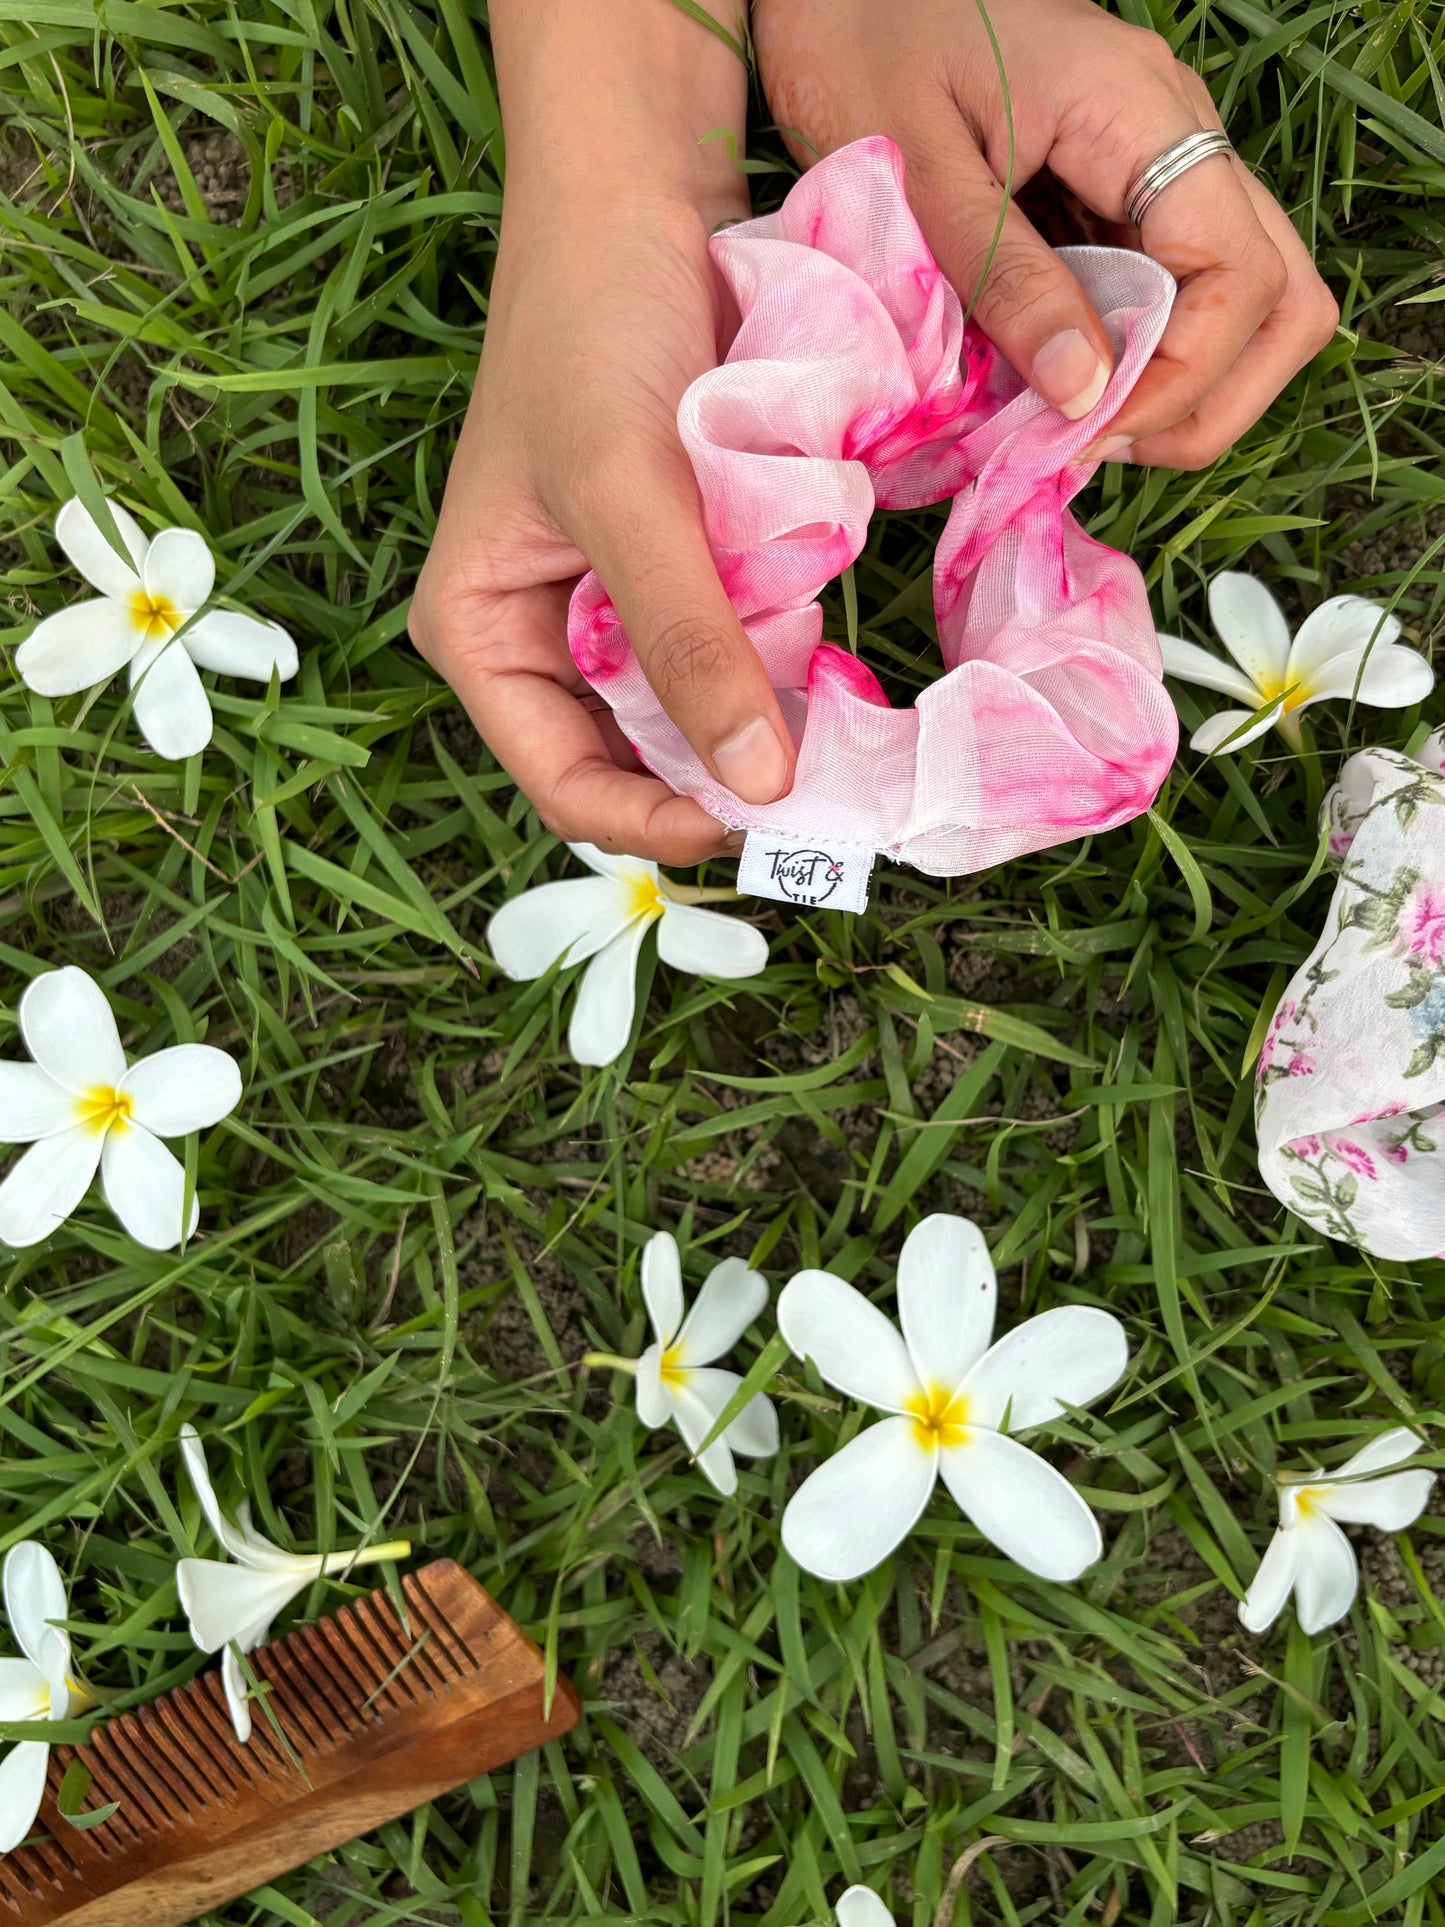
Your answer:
[130,633,214,760]
[180,1427,305,1570]
[100,1123,199,1251]
[1296,642,1434,711]
[635,1343,671,1428]
[15,599,146,697]
[54,495,148,597]
[641,1230,685,1348]
[1157,632,1261,704]
[676,1256,767,1366]
[568,918,651,1066]
[0,1065,80,1141]
[1332,1427,1426,1481]
[487,878,634,979]
[782,1416,936,1582]
[568,843,660,885]
[176,1556,312,1654]
[1288,595,1401,681]
[1238,1526,1303,1634]
[778,1271,918,1413]
[119,1043,241,1137]
[0,1740,50,1854]
[20,966,126,1094]
[938,1430,1102,1580]
[723,1387,780,1459]
[0,1129,104,1248]
[680,1366,776,1459]
[1208,571,1292,690]
[897,1214,995,1393]
[836,1888,895,1927]
[0,1660,49,1723]
[221,1642,252,1744]
[656,901,769,979]
[961,1305,1127,1433]
[1314,1468,1435,1531]
[674,1376,741,1495]
[184,609,298,682]
[1293,1514,1358,1634]
[142,527,214,612]
[3,1544,69,1675]
[1189,704,1283,756]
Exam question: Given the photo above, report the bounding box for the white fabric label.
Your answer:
[737,832,875,914]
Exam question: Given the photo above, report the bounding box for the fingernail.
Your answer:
[714,716,788,804]
[1032,329,1111,420]
[722,829,747,853]
[1086,434,1134,464]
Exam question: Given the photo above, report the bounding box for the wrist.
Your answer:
[493,0,749,226]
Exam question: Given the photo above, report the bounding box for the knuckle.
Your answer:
[977,247,1061,324]
[1308,283,1341,348]
[645,615,738,702]
[1163,424,1223,471]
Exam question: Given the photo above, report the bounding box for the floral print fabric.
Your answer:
[1258,739,1445,1259]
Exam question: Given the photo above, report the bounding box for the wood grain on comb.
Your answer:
[0,1559,580,1927]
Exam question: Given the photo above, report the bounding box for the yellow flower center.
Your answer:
[658,1342,688,1389]
[75,1085,133,1136]
[904,1383,971,1452]
[625,871,667,922]
[1254,673,1310,715]
[1291,1484,1324,1518]
[128,587,181,644]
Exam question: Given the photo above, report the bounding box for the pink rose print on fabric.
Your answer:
[1329,1138,1377,1180]
[566,135,1178,877]
[1400,880,1445,966]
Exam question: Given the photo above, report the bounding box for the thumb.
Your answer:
[573,438,795,809]
[907,126,1115,420]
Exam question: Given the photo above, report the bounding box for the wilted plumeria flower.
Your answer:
[778,1215,1128,1583]
[16,497,298,760]
[836,1888,894,1927]
[487,843,768,1066]
[0,965,242,1251]
[1159,571,1432,755]
[0,1544,99,1855]
[176,1425,411,1742]
[1239,1428,1435,1637]
[587,1229,779,1496]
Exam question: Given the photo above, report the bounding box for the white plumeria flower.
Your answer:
[622,1229,779,1496]
[16,497,298,760]
[176,1425,411,1742]
[487,843,769,1066]
[778,1215,1128,1584]
[836,1888,894,1927]
[0,1543,98,1855]
[0,966,241,1251]
[1159,571,1433,755]
[1239,1427,1435,1637]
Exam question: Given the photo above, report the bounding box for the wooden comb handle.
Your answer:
[0,1561,580,1927]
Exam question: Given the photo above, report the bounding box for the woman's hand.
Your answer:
[411,1,795,865]
[753,0,1339,469]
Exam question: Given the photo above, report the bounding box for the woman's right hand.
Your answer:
[410,0,796,867]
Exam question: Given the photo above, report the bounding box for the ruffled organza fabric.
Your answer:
[1257,738,1445,1260]
[568,135,1179,876]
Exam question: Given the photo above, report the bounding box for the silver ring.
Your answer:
[1124,130,1234,228]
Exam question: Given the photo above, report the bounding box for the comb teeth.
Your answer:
[0,1561,579,1927]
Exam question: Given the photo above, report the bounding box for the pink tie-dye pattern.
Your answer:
[566,135,1179,875]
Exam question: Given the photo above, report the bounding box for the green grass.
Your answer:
[3,2,1445,1923]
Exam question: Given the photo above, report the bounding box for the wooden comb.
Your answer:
[0,1558,580,1926]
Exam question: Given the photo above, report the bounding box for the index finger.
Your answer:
[471,662,732,868]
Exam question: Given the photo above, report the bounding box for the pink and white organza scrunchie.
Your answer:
[568,135,1179,880]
